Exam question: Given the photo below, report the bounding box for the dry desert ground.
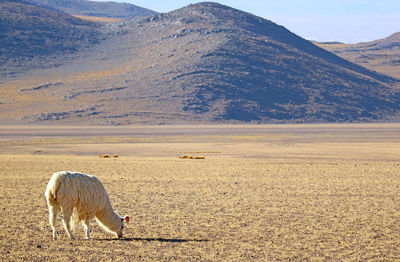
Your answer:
[0,124,399,261]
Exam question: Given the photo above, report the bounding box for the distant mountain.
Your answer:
[26,0,156,18]
[316,33,400,79]
[1,2,400,125]
[0,0,101,75]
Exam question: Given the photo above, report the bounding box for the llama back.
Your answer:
[64,172,112,215]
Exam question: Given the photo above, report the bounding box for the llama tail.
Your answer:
[45,172,65,208]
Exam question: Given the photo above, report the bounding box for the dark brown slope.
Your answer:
[0,0,100,75]
[155,3,399,122]
[316,33,400,79]
[1,2,400,125]
[26,0,156,18]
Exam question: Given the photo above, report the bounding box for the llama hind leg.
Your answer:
[62,208,75,240]
[48,205,58,240]
[83,219,91,239]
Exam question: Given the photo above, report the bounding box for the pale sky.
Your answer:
[97,0,400,43]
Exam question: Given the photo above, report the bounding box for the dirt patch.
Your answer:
[0,124,399,260]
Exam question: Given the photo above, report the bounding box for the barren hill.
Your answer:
[316,33,400,79]
[0,0,101,75]
[1,2,400,125]
[26,0,156,18]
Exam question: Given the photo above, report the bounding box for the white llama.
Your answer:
[45,171,130,240]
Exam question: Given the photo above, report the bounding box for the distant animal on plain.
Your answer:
[45,171,129,240]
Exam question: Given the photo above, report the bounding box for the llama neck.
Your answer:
[96,206,121,233]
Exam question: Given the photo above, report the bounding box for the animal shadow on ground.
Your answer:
[98,237,209,243]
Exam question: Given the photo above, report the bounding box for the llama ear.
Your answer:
[124,216,130,223]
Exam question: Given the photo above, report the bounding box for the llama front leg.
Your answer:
[62,208,75,240]
[48,205,58,240]
[83,219,91,239]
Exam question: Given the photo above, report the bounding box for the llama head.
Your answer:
[117,215,130,238]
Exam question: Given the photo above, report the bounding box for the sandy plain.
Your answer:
[0,124,399,261]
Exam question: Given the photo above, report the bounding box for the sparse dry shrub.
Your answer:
[99,154,110,158]
[179,155,193,159]
[179,155,204,159]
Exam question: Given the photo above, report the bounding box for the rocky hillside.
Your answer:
[316,32,400,79]
[0,0,100,75]
[26,0,156,18]
[1,2,400,125]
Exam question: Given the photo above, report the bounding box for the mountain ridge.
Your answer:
[0,0,101,76]
[26,0,157,18]
[1,2,400,125]
[316,32,400,79]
